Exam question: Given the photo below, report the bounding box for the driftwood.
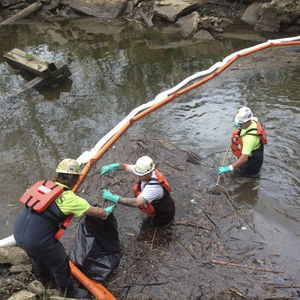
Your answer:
[0,1,43,25]
[4,48,56,78]
[137,8,153,28]
[74,134,297,299]
[174,221,211,231]
[211,259,284,274]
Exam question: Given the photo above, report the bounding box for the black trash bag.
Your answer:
[69,209,121,283]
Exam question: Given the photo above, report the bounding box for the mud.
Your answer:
[68,127,299,299]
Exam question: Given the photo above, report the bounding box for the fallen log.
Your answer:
[0,1,43,25]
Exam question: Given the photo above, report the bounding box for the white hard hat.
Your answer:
[56,158,81,175]
[133,156,155,176]
[234,107,253,124]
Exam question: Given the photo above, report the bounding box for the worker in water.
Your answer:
[218,107,267,176]
[13,158,115,299]
[101,156,175,228]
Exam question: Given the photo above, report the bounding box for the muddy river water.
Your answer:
[0,19,299,284]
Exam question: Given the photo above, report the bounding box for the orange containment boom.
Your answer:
[69,260,117,300]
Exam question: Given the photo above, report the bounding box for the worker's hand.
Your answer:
[104,205,116,217]
[218,165,233,175]
[234,121,239,128]
[102,189,120,203]
[101,163,120,175]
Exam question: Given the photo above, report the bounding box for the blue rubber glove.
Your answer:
[101,163,120,175]
[104,205,116,217]
[102,189,120,203]
[218,165,233,175]
[234,121,239,128]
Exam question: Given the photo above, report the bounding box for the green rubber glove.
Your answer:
[104,205,116,217]
[102,189,120,203]
[234,121,239,128]
[218,165,233,175]
[101,163,120,175]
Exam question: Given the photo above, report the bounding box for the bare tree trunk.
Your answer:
[1,1,43,25]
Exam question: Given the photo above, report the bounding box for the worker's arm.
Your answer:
[218,154,249,174]
[118,195,146,207]
[84,205,115,219]
[101,162,132,175]
[232,154,248,169]
[101,189,146,207]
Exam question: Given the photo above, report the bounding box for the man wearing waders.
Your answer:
[101,156,175,228]
[13,158,115,299]
[218,107,267,176]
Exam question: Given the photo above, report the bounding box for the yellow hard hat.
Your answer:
[56,158,81,175]
[133,156,155,176]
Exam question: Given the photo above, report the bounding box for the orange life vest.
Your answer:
[133,169,171,218]
[231,120,267,158]
[20,180,69,240]
[20,180,64,213]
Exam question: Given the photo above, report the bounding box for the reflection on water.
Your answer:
[36,78,73,101]
[0,20,299,274]
[231,177,259,206]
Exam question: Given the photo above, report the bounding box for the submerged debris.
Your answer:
[71,130,298,299]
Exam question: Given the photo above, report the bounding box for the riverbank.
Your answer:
[0,0,299,39]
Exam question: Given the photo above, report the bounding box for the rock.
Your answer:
[176,11,200,38]
[0,0,22,8]
[15,271,31,283]
[9,264,32,274]
[153,0,199,23]
[7,289,37,300]
[27,280,45,296]
[241,2,262,26]
[193,29,215,40]
[46,288,62,297]
[198,16,233,33]
[69,0,128,19]
[0,247,30,265]
[254,0,300,32]
[0,277,27,290]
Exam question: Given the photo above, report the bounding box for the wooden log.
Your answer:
[8,62,71,96]
[4,48,56,78]
[0,1,43,25]
[35,62,72,87]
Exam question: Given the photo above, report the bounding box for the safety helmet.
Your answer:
[133,156,155,176]
[56,158,81,175]
[234,107,253,124]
